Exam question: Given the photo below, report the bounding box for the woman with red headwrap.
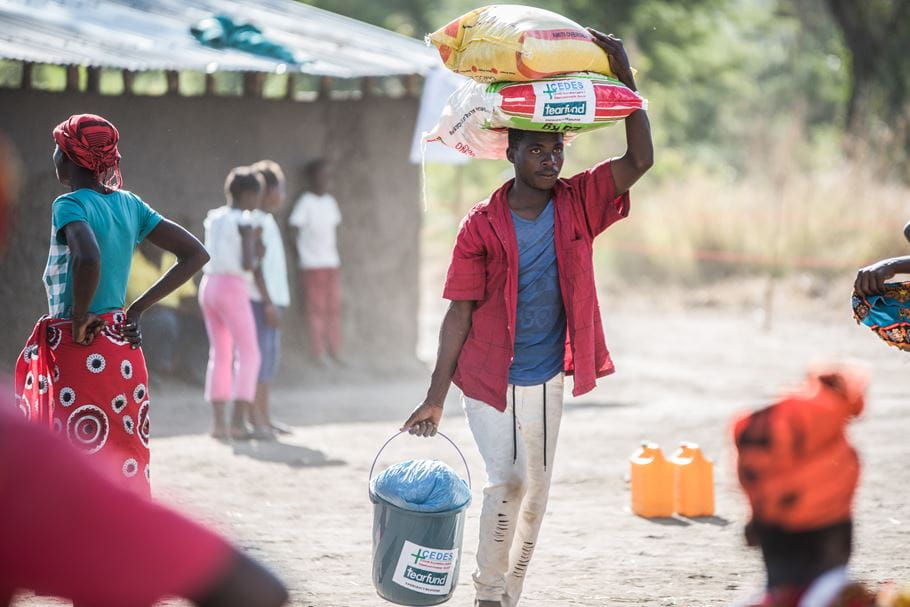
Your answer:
[14,114,209,496]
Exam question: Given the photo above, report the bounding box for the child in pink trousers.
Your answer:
[199,167,264,439]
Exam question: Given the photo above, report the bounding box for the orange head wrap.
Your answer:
[733,364,867,532]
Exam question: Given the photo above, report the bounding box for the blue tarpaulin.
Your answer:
[191,15,300,64]
[371,459,471,513]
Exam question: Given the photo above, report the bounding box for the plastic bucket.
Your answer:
[369,431,472,606]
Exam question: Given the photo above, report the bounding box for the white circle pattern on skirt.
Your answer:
[86,353,106,374]
[137,401,150,448]
[111,393,128,414]
[59,387,76,407]
[66,405,109,455]
[122,458,139,478]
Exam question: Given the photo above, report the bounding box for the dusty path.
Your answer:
[15,302,910,606]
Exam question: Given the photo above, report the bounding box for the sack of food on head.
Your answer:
[426,72,646,160]
[428,5,619,83]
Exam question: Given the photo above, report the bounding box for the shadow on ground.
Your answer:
[639,516,691,526]
[151,375,458,439]
[231,440,346,468]
[685,515,733,527]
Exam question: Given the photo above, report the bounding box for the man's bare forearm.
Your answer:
[424,301,475,406]
[624,108,653,172]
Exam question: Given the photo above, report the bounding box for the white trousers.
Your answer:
[463,374,564,607]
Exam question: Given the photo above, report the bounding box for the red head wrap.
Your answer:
[733,364,867,532]
[52,114,122,191]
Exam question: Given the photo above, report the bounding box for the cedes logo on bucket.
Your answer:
[411,548,455,564]
[393,540,458,595]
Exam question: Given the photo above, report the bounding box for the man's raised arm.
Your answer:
[588,28,654,194]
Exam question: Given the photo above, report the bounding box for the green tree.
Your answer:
[824,0,910,156]
[299,0,851,173]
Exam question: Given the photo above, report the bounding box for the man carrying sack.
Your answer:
[401,29,653,607]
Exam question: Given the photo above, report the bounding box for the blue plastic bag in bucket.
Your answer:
[369,431,472,606]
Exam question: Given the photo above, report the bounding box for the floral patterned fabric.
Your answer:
[14,312,151,497]
[853,282,910,352]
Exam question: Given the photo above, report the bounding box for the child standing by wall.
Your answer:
[249,160,291,438]
[199,167,263,440]
[289,159,343,366]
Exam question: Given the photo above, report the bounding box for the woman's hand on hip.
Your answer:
[122,307,143,349]
[72,313,104,346]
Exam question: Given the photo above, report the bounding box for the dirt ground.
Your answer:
[14,284,910,607]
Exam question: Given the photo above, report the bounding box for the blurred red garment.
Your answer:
[0,383,233,606]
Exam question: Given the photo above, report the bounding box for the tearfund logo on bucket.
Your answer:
[392,540,458,595]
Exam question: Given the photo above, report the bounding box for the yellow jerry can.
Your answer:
[671,442,715,518]
[630,442,674,518]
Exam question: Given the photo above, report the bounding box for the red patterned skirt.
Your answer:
[14,312,152,497]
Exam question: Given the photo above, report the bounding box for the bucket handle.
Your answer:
[368,431,472,491]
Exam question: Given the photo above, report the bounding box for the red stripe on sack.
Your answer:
[497,83,536,113]
[443,17,461,39]
[515,50,555,80]
[496,80,644,120]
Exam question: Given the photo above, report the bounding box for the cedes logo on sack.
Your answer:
[541,80,586,99]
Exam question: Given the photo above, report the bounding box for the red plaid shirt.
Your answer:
[443,159,630,411]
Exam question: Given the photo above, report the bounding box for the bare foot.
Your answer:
[230,425,253,440]
[270,420,294,435]
[211,427,230,441]
[251,426,276,441]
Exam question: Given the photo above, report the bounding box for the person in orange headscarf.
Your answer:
[732,364,877,607]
